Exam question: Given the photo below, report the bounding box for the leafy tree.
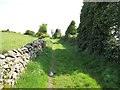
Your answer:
[24,30,35,36]
[65,20,77,38]
[77,2,119,63]
[38,24,47,34]
[52,29,61,38]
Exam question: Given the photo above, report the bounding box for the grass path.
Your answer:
[48,41,55,88]
[14,38,118,88]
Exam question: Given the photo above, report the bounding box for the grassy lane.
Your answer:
[13,38,118,88]
[52,39,101,88]
[52,39,118,88]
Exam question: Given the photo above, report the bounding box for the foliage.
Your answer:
[1,29,10,32]
[52,29,61,38]
[64,20,77,43]
[24,30,35,36]
[77,2,120,64]
[12,38,118,88]
[38,24,47,34]
[65,20,77,38]
[36,32,50,39]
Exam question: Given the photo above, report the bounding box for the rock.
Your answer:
[17,48,23,55]
[3,64,9,69]
[0,72,3,83]
[13,49,22,57]
[12,72,18,80]
[6,57,15,62]
[0,85,4,90]
[5,50,17,58]
[49,71,54,77]
[0,55,5,59]
[21,47,29,53]
[5,79,13,85]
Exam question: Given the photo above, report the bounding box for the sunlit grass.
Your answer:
[52,39,101,88]
[13,38,52,88]
[7,36,118,88]
[1,32,37,53]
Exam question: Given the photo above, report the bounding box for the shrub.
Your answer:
[2,29,10,32]
[38,24,47,34]
[24,30,35,36]
[36,32,49,39]
[65,20,77,38]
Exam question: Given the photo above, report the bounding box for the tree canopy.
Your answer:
[77,2,119,63]
[65,20,77,38]
[38,24,47,34]
[24,30,35,36]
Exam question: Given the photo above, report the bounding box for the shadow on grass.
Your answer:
[40,39,118,88]
[34,46,52,74]
[54,39,119,88]
[16,39,118,88]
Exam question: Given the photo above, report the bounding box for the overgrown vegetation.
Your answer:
[77,2,120,64]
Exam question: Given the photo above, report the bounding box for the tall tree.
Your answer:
[77,2,119,63]
[52,28,61,38]
[65,20,77,38]
[38,24,47,34]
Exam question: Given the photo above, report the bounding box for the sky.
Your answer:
[0,0,83,35]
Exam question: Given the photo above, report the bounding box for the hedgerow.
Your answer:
[77,2,120,64]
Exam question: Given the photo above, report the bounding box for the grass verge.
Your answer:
[13,38,52,88]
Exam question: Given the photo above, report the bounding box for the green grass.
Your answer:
[52,39,101,88]
[13,38,52,88]
[2,33,117,88]
[0,32,37,54]
[52,39,118,88]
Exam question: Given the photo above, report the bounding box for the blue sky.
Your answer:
[0,0,83,35]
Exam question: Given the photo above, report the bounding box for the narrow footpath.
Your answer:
[48,41,56,88]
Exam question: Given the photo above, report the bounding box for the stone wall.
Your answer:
[0,39,46,89]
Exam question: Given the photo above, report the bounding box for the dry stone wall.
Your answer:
[0,39,46,89]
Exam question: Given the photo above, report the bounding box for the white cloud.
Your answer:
[0,0,83,35]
